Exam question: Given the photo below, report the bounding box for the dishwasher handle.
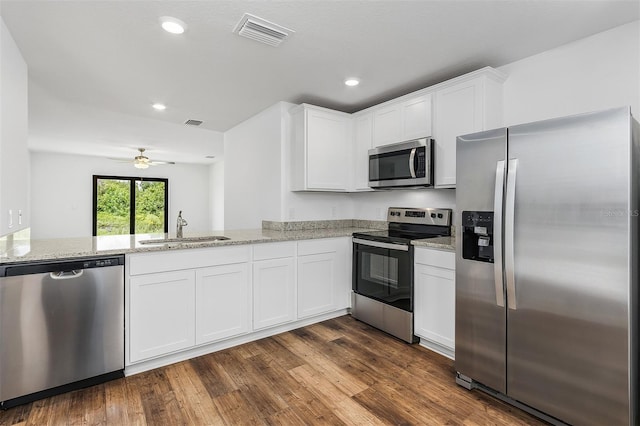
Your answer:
[49,270,84,280]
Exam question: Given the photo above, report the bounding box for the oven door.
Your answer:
[353,238,413,312]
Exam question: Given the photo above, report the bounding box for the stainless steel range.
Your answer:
[352,207,451,343]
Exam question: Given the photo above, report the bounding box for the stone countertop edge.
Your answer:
[0,227,378,264]
[411,236,456,252]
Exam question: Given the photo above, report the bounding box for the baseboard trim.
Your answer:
[418,337,455,360]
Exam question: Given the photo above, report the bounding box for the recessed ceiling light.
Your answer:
[152,103,166,111]
[345,78,360,87]
[160,16,186,34]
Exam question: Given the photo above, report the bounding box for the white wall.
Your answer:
[0,17,30,236]
[29,82,225,165]
[209,160,224,230]
[351,189,456,221]
[224,102,291,229]
[499,20,640,126]
[30,152,211,239]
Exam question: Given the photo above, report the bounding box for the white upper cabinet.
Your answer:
[288,67,504,192]
[432,68,506,188]
[372,94,432,148]
[352,112,374,192]
[291,104,351,192]
[402,94,433,141]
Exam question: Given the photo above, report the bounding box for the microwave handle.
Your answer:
[409,148,417,178]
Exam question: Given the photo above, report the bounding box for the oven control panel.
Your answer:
[387,207,451,226]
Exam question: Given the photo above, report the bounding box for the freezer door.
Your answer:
[455,127,507,393]
[506,107,632,425]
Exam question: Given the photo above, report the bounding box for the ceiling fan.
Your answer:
[111,148,175,169]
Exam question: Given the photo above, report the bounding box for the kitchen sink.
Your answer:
[139,236,231,245]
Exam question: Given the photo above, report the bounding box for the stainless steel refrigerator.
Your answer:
[455,106,638,425]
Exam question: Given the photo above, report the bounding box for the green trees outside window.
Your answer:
[93,176,168,236]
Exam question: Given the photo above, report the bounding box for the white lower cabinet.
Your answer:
[127,238,350,368]
[196,264,251,345]
[298,252,336,318]
[129,270,196,363]
[414,248,456,358]
[297,238,350,318]
[253,258,295,330]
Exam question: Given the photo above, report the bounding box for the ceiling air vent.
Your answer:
[184,119,203,126]
[233,13,294,47]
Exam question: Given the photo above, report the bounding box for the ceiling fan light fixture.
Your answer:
[134,162,149,169]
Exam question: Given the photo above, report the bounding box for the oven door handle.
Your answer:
[353,238,409,252]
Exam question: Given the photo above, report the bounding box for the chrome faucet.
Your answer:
[176,211,188,238]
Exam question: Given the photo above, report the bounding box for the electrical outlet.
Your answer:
[18,210,22,225]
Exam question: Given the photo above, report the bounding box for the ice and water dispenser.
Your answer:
[461,211,495,263]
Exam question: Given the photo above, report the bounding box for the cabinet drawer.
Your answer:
[414,248,455,270]
[253,242,296,261]
[128,245,251,276]
[298,238,343,256]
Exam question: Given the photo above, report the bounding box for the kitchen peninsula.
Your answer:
[0,221,454,377]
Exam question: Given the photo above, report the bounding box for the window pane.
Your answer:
[135,180,166,234]
[96,179,130,235]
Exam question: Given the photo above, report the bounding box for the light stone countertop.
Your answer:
[0,227,369,264]
[412,236,455,252]
[0,224,456,264]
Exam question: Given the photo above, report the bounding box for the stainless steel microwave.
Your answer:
[368,138,433,189]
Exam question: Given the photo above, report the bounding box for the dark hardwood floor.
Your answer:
[0,315,545,425]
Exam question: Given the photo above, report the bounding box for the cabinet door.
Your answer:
[434,79,484,188]
[195,263,250,345]
[129,270,196,363]
[297,252,337,318]
[372,104,402,147]
[253,258,295,330]
[306,108,350,190]
[353,113,373,191]
[414,264,456,352]
[402,94,432,141]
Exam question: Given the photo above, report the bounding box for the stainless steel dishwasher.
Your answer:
[0,255,125,408]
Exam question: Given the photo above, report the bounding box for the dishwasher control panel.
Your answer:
[1,255,125,277]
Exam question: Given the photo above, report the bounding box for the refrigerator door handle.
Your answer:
[505,158,518,310]
[493,160,506,307]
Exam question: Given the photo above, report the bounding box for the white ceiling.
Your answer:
[1,0,639,163]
